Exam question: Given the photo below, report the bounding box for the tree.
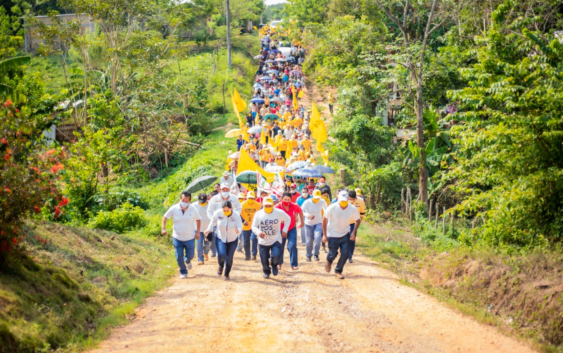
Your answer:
[371,0,468,202]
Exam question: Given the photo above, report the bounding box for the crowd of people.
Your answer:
[161,28,366,281]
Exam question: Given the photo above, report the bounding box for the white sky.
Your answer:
[265,0,287,5]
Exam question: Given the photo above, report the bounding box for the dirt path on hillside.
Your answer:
[89,245,535,353]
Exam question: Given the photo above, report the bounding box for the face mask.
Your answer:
[318,183,326,187]
[199,201,207,206]
[224,210,232,216]
[221,192,230,198]
[312,198,319,203]
[290,189,296,193]
[264,206,274,214]
[339,201,349,208]
[282,201,291,207]
[302,193,309,198]
[180,202,189,208]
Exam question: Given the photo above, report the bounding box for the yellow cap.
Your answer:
[263,197,274,205]
[313,190,322,199]
[355,188,362,195]
[247,191,256,199]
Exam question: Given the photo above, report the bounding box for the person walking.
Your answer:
[328,92,335,114]
[296,186,310,245]
[161,191,201,279]
[220,171,235,188]
[205,201,243,281]
[193,193,212,265]
[322,191,361,279]
[347,190,366,263]
[207,183,242,219]
[302,190,327,262]
[276,192,304,270]
[240,191,262,261]
[251,197,290,279]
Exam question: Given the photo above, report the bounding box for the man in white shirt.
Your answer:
[322,190,360,279]
[162,191,201,279]
[207,183,242,219]
[302,190,327,262]
[219,171,235,188]
[193,193,212,265]
[251,197,290,279]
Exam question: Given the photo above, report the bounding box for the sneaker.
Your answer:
[211,253,217,258]
[272,266,279,276]
[325,261,331,273]
[306,256,311,262]
[348,258,354,264]
[263,273,270,279]
[186,261,193,270]
[197,261,204,265]
[335,273,345,279]
[245,257,251,261]
[251,255,257,260]
[217,266,223,276]
[314,255,319,261]
[301,242,307,246]
[224,276,230,281]
[237,248,243,253]
[292,266,299,270]
[322,247,327,253]
[204,254,209,261]
[180,274,187,279]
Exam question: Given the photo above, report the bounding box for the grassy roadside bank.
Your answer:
[356,220,563,353]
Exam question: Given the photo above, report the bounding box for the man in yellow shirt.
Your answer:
[259,146,273,168]
[287,137,298,153]
[240,191,262,261]
[298,147,307,161]
[278,136,288,159]
[347,189,366,264]
[275,153,286,166]
[301,135,312,153]
[291,116,303,129]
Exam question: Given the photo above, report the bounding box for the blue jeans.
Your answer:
[215,238,238,277]
[348,224,357,259]
[305,223,323,257]
[280,227,298,267]
[211,228,217,256]
[196,232,212,262]
[259,241,282,275]
[327,233,350,274]
[172,238,195,275]
[243,229,257,258]
[299,227,306,244]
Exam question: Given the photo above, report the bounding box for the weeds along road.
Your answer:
[89,247,535,353]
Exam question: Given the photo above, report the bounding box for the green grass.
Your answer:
[0,221,175,352]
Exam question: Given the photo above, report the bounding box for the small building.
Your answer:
[24,13,95,54]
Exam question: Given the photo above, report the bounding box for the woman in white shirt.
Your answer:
[205,200,243,281]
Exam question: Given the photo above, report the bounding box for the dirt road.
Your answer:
[90,243,535,353]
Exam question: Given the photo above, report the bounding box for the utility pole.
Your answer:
[226,0,232,68]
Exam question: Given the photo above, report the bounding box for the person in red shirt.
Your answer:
[289,184,300,203]
[275,192,304,270]
[256,190,269,204]
[306,178,316,194]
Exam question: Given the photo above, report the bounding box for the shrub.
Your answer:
[88,202,147,234]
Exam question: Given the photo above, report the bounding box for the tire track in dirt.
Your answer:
[89,246,536,353]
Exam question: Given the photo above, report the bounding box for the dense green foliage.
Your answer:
[283,0,563,251]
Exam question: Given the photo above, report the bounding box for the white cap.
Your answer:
[220,183,230,189]
[337,190,349,202]
[223,171,229,177]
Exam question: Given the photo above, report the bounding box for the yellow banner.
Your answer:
[310,102,328,143]
[233,88,247,113]
[292,88,298,111]
[237,148,276,183]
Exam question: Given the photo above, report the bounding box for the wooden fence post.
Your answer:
[435,202,439,229]
[442,206,446,234]
[401,188,405,216]
[428,199,433,221]
[340,169,345,185]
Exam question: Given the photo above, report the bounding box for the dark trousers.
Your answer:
[259,241,282,275]
[216,238,238,277]
[348,224,356,258]
[243,229,258,258]
[327,233,350,274]
[280,150,286,159]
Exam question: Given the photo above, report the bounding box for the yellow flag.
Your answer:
[233,88,247,113]
[310,102,328,143]
[237,148,276,183]
[292,88,298,111]
[298,90,304,98]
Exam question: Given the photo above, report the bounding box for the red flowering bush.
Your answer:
[0,98,68,255]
